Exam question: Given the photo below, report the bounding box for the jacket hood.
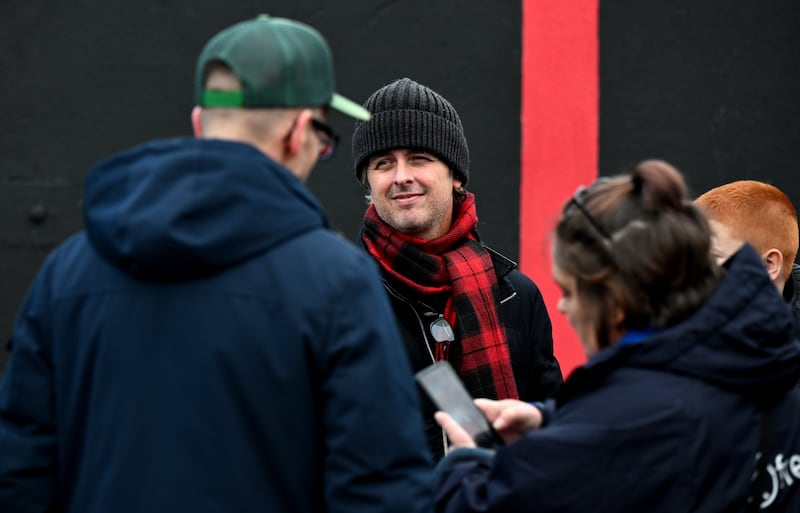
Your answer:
[84,137,327,281]
[568,245,800,402]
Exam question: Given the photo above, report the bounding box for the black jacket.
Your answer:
[381,245,563,459]
[783,263,800,313]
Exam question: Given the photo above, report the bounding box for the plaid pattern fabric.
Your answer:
[362,192,519,399]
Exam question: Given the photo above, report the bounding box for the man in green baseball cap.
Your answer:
[192,14,370,182]
[0,15,434,513]
[195,14,370,118]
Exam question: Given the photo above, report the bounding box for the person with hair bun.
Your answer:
[434,160,800,512]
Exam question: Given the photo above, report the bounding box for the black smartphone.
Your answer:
[415,361,504,450]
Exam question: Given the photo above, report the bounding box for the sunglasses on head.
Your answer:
[564,180,612,240]
[429,316,455,343]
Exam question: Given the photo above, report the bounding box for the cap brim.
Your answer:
[330,93,371,120]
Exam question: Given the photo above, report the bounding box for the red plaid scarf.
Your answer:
[362,192,519,399]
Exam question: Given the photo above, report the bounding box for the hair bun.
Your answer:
[633,160,687,213]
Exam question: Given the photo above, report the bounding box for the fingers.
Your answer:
[434,411,476,449]
[474,399,542,443]
[473,398,501,422]
[436,400,544,450]
[474,398,517,422]
[494,402,541,431]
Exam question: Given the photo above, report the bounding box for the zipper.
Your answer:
[382,283,436,364]
[382,282,450,456]
[500,291,517,304]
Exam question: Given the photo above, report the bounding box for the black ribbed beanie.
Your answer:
[352,77,470,187]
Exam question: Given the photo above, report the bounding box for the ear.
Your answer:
[284,109,313,158]
[453,177,463,190]
[605,303,628,347]
[612,305,626,330]
[762,248,784,283]
[191,106,203,137]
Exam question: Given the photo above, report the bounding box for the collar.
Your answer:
[783,263,800,307]
[617,327,658,346]
[482,244,518,279]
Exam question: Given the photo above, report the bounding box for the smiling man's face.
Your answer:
[366,148,461,240]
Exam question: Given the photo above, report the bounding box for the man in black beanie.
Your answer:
[352,77,563,460]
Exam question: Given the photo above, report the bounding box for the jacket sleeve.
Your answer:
[436,396,696,513]
[319,254,435,513]
[435,423,607,513]
[0,280,58,513]
[509,271,563,400]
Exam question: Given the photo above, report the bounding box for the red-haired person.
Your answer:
[695,180,800,311]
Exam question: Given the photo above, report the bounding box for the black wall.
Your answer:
[2,0,799,374]
[0,1,522,372]
[600,0,800,200]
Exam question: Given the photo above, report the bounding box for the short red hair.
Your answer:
[695,180,798,281]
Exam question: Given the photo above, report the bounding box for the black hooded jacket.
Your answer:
[783,263,800,313]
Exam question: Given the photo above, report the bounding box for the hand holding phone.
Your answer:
[415,361,504,450]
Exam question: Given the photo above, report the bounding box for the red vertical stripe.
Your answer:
[520,0,598,377]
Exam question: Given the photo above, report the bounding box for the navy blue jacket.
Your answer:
[0,138,434,513]
[436,245,800,513]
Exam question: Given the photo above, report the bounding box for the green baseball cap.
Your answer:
[195,15,370,121]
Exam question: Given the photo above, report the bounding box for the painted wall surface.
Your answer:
[0,1,523,373]
[599,1,800,200]
[520,0,598,378]
[1,0,799,378]
[522,0,800,377]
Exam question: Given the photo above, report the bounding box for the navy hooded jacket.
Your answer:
[0,138,434,513]
[436,245,800,512]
